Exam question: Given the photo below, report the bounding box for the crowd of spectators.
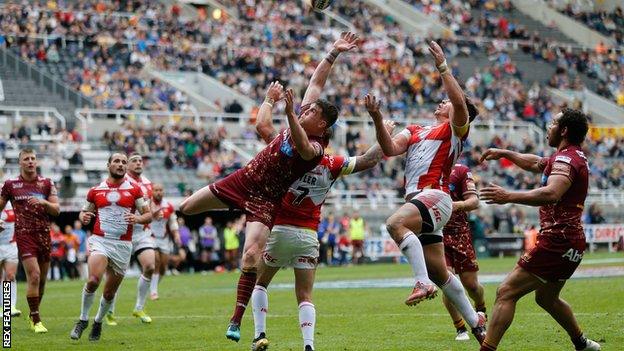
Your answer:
[555,3,623,45]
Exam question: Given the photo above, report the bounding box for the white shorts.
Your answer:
[263,225,319,270]
[0,243,18,263]
[154,237,172,255]
[409,189,453,237]
[132,229,155,254]
[88,235,132,276]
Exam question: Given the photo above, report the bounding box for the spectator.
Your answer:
[63,225,80,279]
[349,211,367,264]
[68,147,84,166]
[72,220,88,280]
[337,229,351,266]
[223,221,240,271]
[49,224,66,281]
[198,217,218,272]
[587,203,606,224]
[177,217,194,272]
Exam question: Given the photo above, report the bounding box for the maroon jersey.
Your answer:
[538,145,588,240]
[1,175,57,236]
[444,164,477,234]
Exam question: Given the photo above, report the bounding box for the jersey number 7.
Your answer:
[292,186,310,205]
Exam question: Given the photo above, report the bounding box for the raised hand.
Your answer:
[480,183,510,204]
[383,120,397,134]
[479,148,507,164]
[364,94,382,122]
[266,81,284,102]
[333,31,359,53]
[284,88,295,117]
[428,41,446,67]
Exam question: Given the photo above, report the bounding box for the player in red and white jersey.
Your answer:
[105,153,156,325]
[479,109,600,351]
[440,164,484,342]
[248,80,393,351]
[0,148,60,333]
[0,202,21,317]
[70,152,151,342]
[177,32,357,343]
[369,41,486,344]
[149,183,181,301]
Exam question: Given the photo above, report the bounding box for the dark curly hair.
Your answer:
[315,99,339,127]
[558,108,589,145]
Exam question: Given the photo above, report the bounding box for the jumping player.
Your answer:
[178,32,356,342]
[0,148,60,333]
[70,153,152,341]
[249,81,395,351]
[0,202,22,317]
[479,109,601,351]
[149,183,181,300]
[441,164,484,341]
[107,153,156,325]
[368,41,486,343]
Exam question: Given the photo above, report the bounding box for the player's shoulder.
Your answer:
[553,146,587,166]
[452,163,470,173]
[140,175,152,185]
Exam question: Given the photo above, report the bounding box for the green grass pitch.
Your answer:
[8,252,623,350]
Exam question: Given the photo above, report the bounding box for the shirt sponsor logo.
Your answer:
[554,155,572,164]
[12,183,22,189]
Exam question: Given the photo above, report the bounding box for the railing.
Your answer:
[0,105,67,129]
[0,46,93,109]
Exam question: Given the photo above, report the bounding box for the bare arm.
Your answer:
[168,212,181,246]
[256,81,283,143]
[28,184,60,216]
[480,148,545,174]
[284,88,323,161]
[428,41,469,136]
[302,31,359,106]
[365,94,409,156]
[79,202,96,225]
[453,192,480,212]
[124,199,153,225]
[480,175,571,207]
[352,121,397,173]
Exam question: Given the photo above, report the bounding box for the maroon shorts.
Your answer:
[351,240,364,250]
[444,233,478,273]
[16,231,51,262]
[518,235,586,282]
[209,173,277,228]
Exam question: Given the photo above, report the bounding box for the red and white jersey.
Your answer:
[151,200,178,239]
[274,155,356,231]
[126,173,153,233]
[400,122,468,196]
[0,203,16,244]
[84,179,146,241]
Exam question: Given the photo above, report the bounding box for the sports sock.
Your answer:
[440,275,478,327]
[453,318,466,331]
[476,302,486,314]
[109,291,117,314]
[299,302,315,349]
[398,233,430,283]
[27,296,41,323]
[252,285,268,338]
[572,333,588,350]
[94,296,113,323]
[230,269,257,325]
[135,275,151,311]
[150,274,160,294]
[10,280,17,309]
[80,286,95,321]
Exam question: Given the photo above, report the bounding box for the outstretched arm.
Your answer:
[480,148,546,174]
[284,89,323,161]
[302,31,359,107]
[365,94,409,156]
[480,175,571,207]
[256,81,284,143]
[351,120,396,173]
[428,41,469,137]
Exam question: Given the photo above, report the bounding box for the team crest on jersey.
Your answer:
[12,183,23,189]
[106,191,121,203]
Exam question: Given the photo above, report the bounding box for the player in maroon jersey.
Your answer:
[70,152,152,341]
[440,164,484,341]
[178,32,357,343]
[0,148,59,333]
[479,109,600,351]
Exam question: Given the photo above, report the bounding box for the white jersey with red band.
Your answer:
[274,155,356,231]
[401,121,468,196]
[126,173,153,234]
[0,203,16,244]
[84,179,145,241]
[151,200,178,239]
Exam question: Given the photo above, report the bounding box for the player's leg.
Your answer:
[385,203,431,292]
[90,267,125,341]
[480,265,542,351]
[459,271,486,313]
[3,259,21,316]
[179,185,228,215]
[295,267,317,351]
[37,258,50,302]
[70,253,108,340]
[534,281,601,351]
[21,256,45,330]
[227,221,270,341]
[251,260,280,351]
[423,241,485,343]
[150,250,164,300]
[133,248,155,322]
